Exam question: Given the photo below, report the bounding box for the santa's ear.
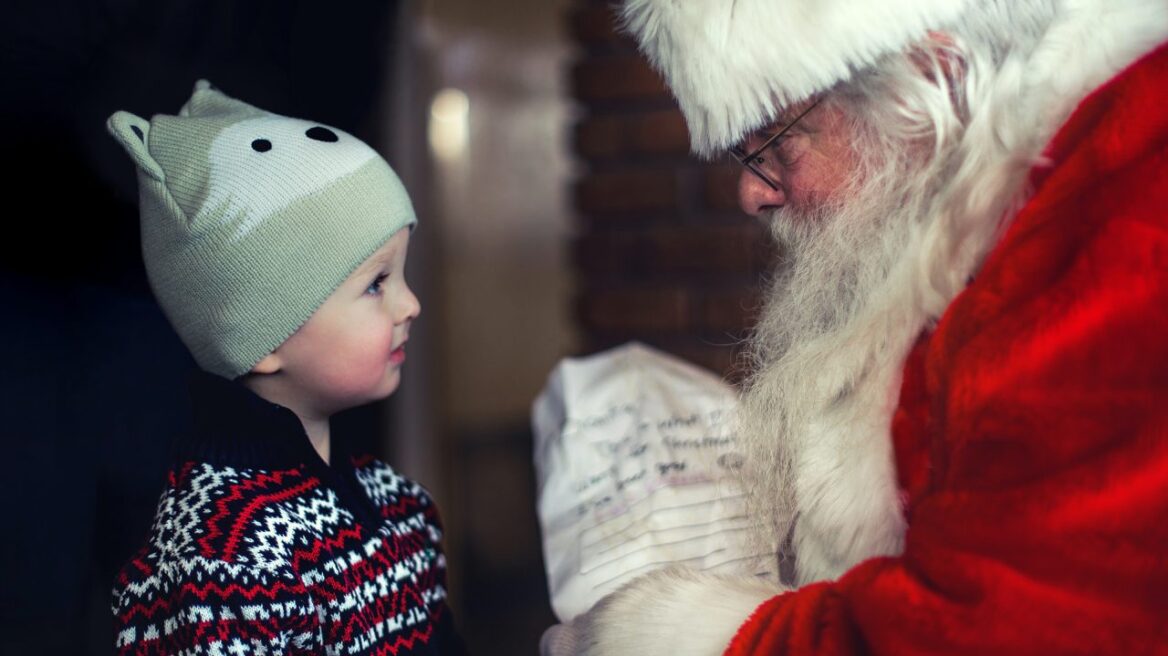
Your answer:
[250,352,282,375]
[910,31,966,89]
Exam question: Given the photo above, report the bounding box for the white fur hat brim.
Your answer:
[620,0,970,156]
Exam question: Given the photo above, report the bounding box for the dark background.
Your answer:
[0,2,403,653]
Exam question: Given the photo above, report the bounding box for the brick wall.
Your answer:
[568,1,777,379]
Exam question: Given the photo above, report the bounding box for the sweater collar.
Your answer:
[180,368,351,471]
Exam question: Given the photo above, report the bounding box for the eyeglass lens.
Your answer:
[730,100,821,192]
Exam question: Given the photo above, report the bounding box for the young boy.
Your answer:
[106,80,465,655]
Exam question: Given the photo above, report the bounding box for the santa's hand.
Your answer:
[538,567,782,656]
[540,619,584,655]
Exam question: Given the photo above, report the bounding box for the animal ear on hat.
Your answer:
[106,110,164,181]
[179,79,267,119]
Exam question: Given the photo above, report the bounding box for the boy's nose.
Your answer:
[397,286,421,324]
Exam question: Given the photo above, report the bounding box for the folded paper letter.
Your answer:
[533,343,776,621]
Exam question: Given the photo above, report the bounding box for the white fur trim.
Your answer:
[621,0,1168,156]
[621,0,970,155]
[566,568,782,656]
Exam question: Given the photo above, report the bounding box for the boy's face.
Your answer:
[256,229,419,416]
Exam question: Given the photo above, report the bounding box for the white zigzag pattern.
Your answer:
[118,600,318,656]
[243,488,352,572]
[326,583,448,656]
[300,521,434,584]
[115,466,246,608]
[116,459,449,653]
[353,461,427,509]
[163,465,241,559]
[115,554,294,613]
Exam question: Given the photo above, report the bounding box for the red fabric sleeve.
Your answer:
[726,43,1168,655]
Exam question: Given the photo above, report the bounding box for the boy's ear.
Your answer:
[250,352,283,375]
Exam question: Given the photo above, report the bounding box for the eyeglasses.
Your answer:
[729,99,821,191]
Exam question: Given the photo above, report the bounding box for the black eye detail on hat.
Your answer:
[130,125,145,142]
[251,139,272,152]
[305,126,338,142]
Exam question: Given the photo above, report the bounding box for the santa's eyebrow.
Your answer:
[760,100,821,137]
[771,110,800,126]
[766,112,803,132]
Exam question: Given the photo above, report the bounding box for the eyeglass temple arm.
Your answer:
[739,99,822,163]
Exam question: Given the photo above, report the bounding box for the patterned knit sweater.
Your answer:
[112,370,466,655]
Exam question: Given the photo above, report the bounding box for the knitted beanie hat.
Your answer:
[107,80,417,379]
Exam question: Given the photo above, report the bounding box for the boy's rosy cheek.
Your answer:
[356,327,396,371]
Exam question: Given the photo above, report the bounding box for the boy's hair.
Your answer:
[107,80,417,378]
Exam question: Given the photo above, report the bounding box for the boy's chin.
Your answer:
[324,370,402,413]
[372,368,403,399]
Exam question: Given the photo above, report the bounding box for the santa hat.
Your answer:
[620,0,971,156]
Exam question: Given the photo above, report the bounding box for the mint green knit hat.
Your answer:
[107,80,417,378]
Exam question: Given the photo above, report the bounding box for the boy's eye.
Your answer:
[366,273,389,295]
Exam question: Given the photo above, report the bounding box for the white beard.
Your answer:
[737,126,940,584]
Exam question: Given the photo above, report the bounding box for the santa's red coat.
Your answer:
[726,43,1168,655]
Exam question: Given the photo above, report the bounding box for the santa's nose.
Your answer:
[737,169,785,216]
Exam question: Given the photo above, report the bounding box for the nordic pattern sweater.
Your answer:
[112,370,467,655]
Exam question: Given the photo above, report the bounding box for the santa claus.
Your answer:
[543,0,1168,653]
